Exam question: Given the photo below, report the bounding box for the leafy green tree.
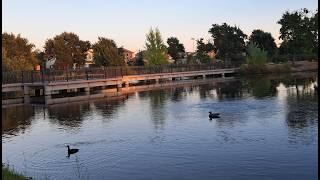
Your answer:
[92,37,125,66]
[167,37,185,60]
[248,30,277,60]
[208,23,247,63]
[195,38,214,64]
[246,42,267,66]
[278,8,318,61]
[144,27,168,66]
[240,43,268,73]
[2,33,39,71]
[44,32,91,68]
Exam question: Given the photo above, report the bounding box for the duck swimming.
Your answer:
[67,145,79,157]
[209,112,220,119]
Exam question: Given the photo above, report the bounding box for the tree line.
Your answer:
[2,8,317,71]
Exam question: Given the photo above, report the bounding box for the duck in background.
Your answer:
[67,145,79,157]
[209,112,220,120]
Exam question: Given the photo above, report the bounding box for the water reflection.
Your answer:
[171,87,187,102]
[47,103,91,130]
[2,105,34,135]
[246,76,279,98]
[216,80,244,99]
[199,84,216,99]
[93,98,127,122]
[2,73,318,180]
[284,79,318,145]
[148,90,169,129]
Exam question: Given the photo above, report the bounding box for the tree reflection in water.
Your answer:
[216,80,244,100]
[198,84,216,99]
[2,105,34,135]
[245,76,279,98]
[47,102,91,130]
[171,87,187,102]
[283,74,318,145]
[148,90,169,130]
[93,97,127,122]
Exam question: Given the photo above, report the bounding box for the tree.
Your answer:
[44,32,91,68]
[92,37,125,67]
[241,42,268,73]
[246,42,267,66]
[208,23,247,63]
[195,38,215,64]
[248,29,277,60]
[34,49,46,68]
[2,32,39,71]
[278,8,318,61]
[167,37,185,60]
[144,27,168,66]
[134,50,145,66]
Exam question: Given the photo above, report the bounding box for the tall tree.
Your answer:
[248,30,277,59]
[44,32,91,68]
[208,23,247,63]
[2,32,38,71]
[195,38,215,64]
[92,37,125,67]
[144,27,168,66]
[167,37,185,60]
[278,8,318,60]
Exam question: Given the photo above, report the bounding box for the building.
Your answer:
[122,48,135,64]
[84,49,94,68]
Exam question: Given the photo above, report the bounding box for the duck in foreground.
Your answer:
[209,112,220,119]
[67,145,79,157]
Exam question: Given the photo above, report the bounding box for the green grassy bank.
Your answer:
[2,164,28,180]
[238,61,318,75]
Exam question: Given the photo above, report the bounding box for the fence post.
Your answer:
[66,68,69,82]
[21,71,24,84]
[31,71,34,83]
[86,68,89,80]
[104,67,107,78]
[41,69,44,83]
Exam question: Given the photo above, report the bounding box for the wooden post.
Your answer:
[104,67,107,79]
[86,69,89,80]
[31,71,34,83]
[66,68,69,82]
[21,71,24,84]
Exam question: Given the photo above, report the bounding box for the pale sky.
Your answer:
[2,0,318,52]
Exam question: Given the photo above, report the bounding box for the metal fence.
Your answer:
[2,63,238,84]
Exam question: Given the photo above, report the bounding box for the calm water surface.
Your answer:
[2,73,318,180]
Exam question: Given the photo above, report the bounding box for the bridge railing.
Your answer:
[2,63,238,84]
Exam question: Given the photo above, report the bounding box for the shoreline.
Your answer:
[238,61,318,75]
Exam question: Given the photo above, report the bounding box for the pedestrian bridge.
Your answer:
[2,64,239,105]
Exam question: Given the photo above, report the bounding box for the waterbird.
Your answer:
[67,145,79,155]
[209,112,220,119]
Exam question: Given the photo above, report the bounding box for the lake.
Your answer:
[2,73,318,180]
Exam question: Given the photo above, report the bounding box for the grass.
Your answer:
[2,164,29,180]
